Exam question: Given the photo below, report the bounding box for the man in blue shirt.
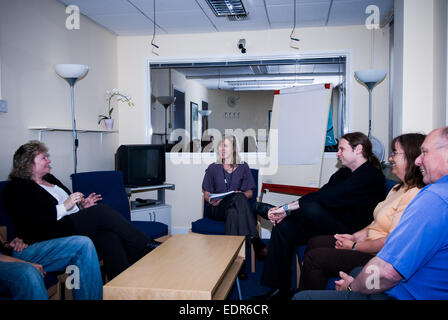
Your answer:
[294,126,448,300]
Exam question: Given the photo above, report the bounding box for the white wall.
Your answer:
[117,26,390,147]
[149,68,210,144]
[171,69,208,140]
[208,89,274,142]
[394,0,448,134]
[117,25,390,232]
[434,0,448,128]
[0,0,118,186]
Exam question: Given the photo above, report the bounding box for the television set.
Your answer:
[115,144,166,187]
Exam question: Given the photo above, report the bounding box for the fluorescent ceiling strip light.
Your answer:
[186,72,340,80]
[226,79,314,86]
[233,84,312,91]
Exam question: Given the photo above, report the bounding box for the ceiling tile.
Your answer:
[58,0,136,15]
[57,0,393,36]
[155,10,218,33]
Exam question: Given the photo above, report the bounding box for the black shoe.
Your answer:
[143,240,162,254]
[238,270,248,280]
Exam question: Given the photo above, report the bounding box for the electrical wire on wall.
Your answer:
[289,0,300,49]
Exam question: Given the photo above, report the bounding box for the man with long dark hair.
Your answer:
[255,132,386,300]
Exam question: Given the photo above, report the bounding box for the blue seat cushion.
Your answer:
[191,218,225,235]
[296,244,307,264]
[385,178,397,194]
[131,221,168,240]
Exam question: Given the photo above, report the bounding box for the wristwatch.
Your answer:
[282,204,290,215]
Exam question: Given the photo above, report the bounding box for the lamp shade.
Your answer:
[198,110,212,117]
[157,96,175,107]
[55,64,89,79]
[354,69,387,89]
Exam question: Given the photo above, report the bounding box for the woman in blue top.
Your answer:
[202,135,267,260]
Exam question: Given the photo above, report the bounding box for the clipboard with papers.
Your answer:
[209,190,235,201]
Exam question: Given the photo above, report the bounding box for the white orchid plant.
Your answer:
[98,88,134,124]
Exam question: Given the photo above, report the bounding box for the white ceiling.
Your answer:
[58,0,394,36]
[57,0,392,90]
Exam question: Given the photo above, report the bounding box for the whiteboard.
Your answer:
[261,84,332,187]
[276,84,332,165]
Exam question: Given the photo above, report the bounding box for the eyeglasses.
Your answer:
[390,151,405,157]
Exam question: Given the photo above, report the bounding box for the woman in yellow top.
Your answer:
[298,133,426,291]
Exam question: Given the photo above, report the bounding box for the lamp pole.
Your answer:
[68,80,78,173]
[55,64,88,174]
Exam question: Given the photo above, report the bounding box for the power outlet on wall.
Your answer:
[0,100,7,113]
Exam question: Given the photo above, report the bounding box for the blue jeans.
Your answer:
[1,236,103,300]
[0,261,48,300]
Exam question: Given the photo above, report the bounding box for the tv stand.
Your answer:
[125,183,175,204]
[126,183,175,231]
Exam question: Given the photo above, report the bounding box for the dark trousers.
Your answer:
[208,193,259,238]
[261,201,350,290]
[55,204,151,279]
[299,235,374,290]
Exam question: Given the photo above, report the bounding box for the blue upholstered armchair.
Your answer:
[71,171,168,240]
[191,168,259,272]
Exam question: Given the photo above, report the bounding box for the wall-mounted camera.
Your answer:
[237,39,246,54]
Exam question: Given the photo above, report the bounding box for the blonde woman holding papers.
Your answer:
[202,135,267,268]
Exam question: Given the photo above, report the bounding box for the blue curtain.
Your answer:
[325,105,337,147]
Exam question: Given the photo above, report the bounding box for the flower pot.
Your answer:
[104,119,114,130]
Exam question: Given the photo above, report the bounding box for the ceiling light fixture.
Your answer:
[205,0,247,17]
[226,79,313,86]
[126,0,162,54]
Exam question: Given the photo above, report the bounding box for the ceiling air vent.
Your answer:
[205,0,248,17]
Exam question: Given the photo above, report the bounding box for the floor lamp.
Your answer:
[55,64,89,174]
[157,96,175,145]
[354,69,387,161]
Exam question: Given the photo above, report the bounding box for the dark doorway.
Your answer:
[201,101,209,137]
[172,88,185,141]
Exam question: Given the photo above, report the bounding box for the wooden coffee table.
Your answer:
[103,233,245,300]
